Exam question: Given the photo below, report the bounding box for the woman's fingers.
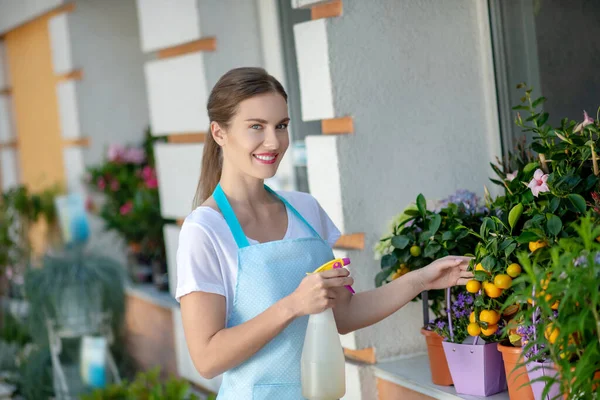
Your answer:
[456,277,471,286]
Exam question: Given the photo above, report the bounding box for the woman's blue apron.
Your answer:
[213,183,335,399]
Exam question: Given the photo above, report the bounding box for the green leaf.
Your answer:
[531,142,548,153]
[474,296,485,307]
[504,243,517,258]
[429,214,442,235]
[523,162,538,174]
[532,97,546,108]
[481,255,496,271]
[546,214,562,236]
[442,230,455,241]
[537,112,549,126]
[391,235,410,250]
[567,194,586,213]
[424,243,442,258]
[375,268,393,287]
[549,197,560,213]
[404,209,420,217]
[417,194,427,216]
[508,203,524,230]
[517,231,542,244]
[380,253,398,268]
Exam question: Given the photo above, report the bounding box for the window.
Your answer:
[489,0,600,160]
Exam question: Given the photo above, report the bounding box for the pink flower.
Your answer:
[574,111,594,133]
[527,169,550,197]
[85,197,95,212]
[141,166,159,189]
[145,177,158,189]
[506,170,518,182]
[124,148,146,164]
[120,201,133,216]
[110,180,120,191]
[107,144,126,162]
[97,177,106,190]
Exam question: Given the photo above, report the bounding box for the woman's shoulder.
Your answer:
[180,205,227,240]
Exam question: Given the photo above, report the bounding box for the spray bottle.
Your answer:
[301,258,354,400]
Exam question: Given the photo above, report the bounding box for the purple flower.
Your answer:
[436,320,446,330]
[574,255,586,267]
[594,252,600,265]
[107,144,126,162]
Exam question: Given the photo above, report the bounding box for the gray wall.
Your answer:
[196,0,264,91]
[0,0,63,34]
[326,0,501,359]
[70,0,150,166]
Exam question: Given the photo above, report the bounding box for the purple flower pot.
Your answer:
[525,360,562,400]
[443,341,508,396]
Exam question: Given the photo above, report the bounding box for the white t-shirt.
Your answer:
[175,190,341,321]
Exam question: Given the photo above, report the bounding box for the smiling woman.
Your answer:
[176,67,473,400]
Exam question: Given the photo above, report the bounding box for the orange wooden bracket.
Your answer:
[0,139,18,149]
[157,38,217,59]
[322,116,354,135]
[377,378,435,400]
[63,137,90,147]
[0,88,12,96]
[167,133,207,144]
[57,69,83,82]
[312,0,343,20]
[344,347,376,364]
[334,233,365,250]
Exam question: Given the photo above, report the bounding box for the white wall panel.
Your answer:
[291,0,330,8]
[56,80,81,139]
[341,363,363,400]
[0,148,18,190]
[172,308,222,392]
[154,143,202,219]
[294,19,334,121]
[306,135,344,233]
[135,0,201,52]
[48,13,73,75]
[145,54,209,135]
[0,95,14,142]
[164,224,180,299]
[63,147,85,193]
[0,41,8,89]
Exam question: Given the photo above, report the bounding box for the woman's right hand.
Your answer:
[288,268,354,316]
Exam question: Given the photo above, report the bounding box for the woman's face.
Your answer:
[217,92,290,180]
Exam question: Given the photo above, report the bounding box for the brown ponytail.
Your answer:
[192,67,287,209]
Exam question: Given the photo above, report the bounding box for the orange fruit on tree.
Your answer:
[529,240,547,252]
[507,263,522,278]
[481,324,498,336]
[467,323,481,336]
[551,301,559,310]
[410,245,422,257]
[475,263,489,274]
[469,311,476,324]
[494,274,512,289]
[466,280,481,293]
[484,282,503,298]
[479,310,500,325]
[545,323,559,344]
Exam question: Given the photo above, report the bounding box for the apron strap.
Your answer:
[213,183,250,248]
[212,183,323,249]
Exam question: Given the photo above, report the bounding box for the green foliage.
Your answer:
[81,367,201,400]
[86,128,168,262]
[510,215,600,399]
[24,247,125,344]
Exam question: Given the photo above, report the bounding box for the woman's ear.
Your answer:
[211,121,226,146]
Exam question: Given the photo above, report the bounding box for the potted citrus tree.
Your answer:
[375,190,486,386]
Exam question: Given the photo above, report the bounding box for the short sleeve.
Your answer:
[314,199,342,248]
[175,221,226,302]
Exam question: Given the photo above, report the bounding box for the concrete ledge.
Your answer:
[126,283,178,310]
[372,354,510,400]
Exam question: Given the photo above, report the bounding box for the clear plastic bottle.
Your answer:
[301,307,346,400]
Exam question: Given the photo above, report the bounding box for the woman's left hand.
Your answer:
[417,256,474,291]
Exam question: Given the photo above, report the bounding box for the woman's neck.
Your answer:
[219,167,272,208]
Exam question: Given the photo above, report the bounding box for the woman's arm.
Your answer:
[180,268,354,379]
[333,256,473,334]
